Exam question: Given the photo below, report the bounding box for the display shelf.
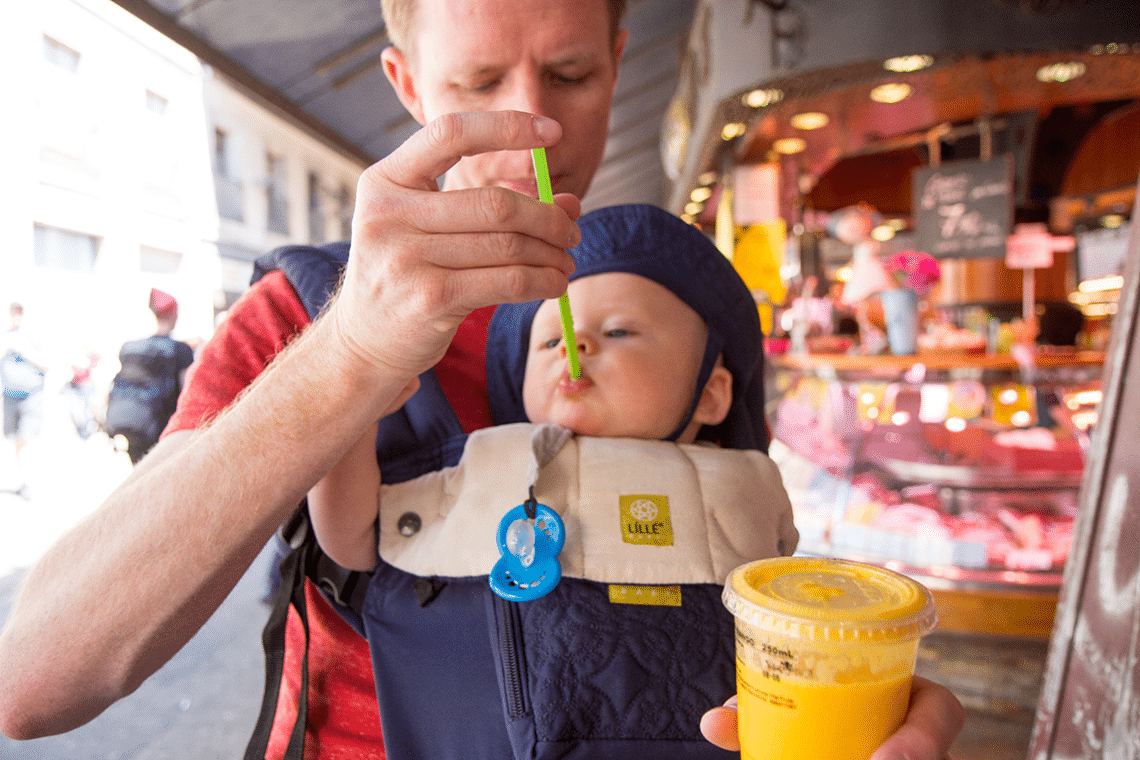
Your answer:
[768,348,1102,615]
[774,350,1105,374]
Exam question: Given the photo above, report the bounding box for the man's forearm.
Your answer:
[0,308,409,739]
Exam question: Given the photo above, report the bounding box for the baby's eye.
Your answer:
[543,337,561,349]
[604,328,631,338]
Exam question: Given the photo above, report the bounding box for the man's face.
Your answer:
[522,272,709,442]
[399,0,624,199]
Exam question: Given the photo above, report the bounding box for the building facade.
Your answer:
[0,0,366,374]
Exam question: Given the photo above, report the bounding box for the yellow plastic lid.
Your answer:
[723,557,938,643]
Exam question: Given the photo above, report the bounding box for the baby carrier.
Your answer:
[247,204,793,760]
[366,421,796,760]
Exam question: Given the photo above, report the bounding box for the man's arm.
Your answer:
[0,111,579,740]
[0,311,407,738]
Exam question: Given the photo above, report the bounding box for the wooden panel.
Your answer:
[1060,104,1140,197]
[942,254,1073,304]
[930,587,1057,639]
[1030,181,1140,758]
[806,149,924,213]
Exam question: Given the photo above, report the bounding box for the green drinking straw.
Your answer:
[532,147,581,379]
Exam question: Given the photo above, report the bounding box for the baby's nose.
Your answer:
[560,334,596,357]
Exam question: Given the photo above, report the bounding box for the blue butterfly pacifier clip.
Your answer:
[489,425,572,602]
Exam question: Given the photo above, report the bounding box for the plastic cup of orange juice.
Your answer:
[723,557,938,760]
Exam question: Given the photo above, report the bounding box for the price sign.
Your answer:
[1006,222,1076,269]
[1006,231,1055,269]
[912,156,1014,259]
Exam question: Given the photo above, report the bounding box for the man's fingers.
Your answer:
[870,676,965,760]
[330,110,579,378]
[551,193,582,222]
[699,695,740,751]
[403,226,577,276]
[441,262,572,312]
[365,111,562,197]
[358,185,580,256]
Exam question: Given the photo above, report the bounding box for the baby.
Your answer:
[309,203,797,760]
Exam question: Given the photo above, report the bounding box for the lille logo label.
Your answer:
[619,494,673,546]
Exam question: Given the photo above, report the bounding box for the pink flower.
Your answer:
[885,250,941,297]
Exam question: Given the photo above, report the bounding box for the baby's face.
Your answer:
[522,272,708,441]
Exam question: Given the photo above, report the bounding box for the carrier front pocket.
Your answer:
[492,593,531,719]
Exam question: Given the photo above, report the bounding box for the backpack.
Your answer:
[0,347,45,399]
[105,336,191,442]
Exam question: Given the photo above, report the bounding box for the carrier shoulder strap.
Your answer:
[244,507,311,760]
[244,241,469,760]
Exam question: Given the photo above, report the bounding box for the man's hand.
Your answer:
[331,110,582,382]
[699,677,965,759]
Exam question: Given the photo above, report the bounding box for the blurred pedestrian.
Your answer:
[65,350,101,440]
[0,303,49,498]
[104,289,194,464]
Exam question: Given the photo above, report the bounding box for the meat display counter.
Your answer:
[766,349,1104,716]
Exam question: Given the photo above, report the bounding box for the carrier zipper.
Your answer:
[494,595,530,718]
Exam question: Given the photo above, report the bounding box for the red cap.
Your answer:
[149,288,178,318]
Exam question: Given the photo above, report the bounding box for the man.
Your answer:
[104,289,195,464]
[0,303,48,499]
[0,0,962,757]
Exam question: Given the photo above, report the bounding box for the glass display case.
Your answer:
[766,349,1104,715]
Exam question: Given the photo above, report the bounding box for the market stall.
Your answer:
[662,0,1139,737]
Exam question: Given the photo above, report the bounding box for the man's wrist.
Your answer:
[291,304,422,420]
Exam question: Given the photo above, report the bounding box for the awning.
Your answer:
[110,0,696,210]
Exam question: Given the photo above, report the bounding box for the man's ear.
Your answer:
[691,365,733,428]
[612,29,630,73]
[381,46,427,126]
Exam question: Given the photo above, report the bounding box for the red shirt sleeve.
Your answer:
[164,270,311,436]
[165,272,496,437]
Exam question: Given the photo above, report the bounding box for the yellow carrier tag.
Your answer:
[619,494,674,546]
[608,584,683,607]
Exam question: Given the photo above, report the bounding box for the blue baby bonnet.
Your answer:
[486,203,768,452]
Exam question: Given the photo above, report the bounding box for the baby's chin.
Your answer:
[529,413,672,441]
[528,409,604,437]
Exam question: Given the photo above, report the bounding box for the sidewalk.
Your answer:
[0,400,272,759]
[0,549,272,760]
[0,406,133,578]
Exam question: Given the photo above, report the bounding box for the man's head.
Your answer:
[488,204,769,451]
[9,303,23,330]
[381,0,626,60]
[379,0,628,199]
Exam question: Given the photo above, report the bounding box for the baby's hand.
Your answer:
[699,677,965,759]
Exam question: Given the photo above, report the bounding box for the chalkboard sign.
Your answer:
[912,155,1014,259]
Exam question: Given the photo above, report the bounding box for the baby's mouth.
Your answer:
[557,371,593,398]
